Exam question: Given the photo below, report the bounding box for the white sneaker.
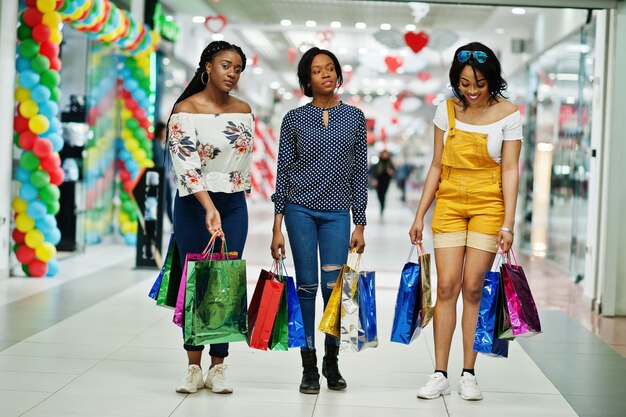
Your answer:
[175,364,204,393]
[205,363,233,394]
[458,372,483,401]
[417,372,451,399]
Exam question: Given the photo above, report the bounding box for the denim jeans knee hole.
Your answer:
[297,284,317,299]
[322,264,342,272]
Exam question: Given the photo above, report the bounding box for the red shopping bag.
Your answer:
[248,264,285,350]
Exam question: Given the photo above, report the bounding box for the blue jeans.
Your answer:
[284,203,350,350]
[173,191,248,357]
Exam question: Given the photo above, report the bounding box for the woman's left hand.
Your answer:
[498,230,514,253]
[350,226,366,254]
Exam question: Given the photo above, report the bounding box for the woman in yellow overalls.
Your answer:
[409,42,522,401]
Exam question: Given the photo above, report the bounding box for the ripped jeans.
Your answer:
[284,203,350,351]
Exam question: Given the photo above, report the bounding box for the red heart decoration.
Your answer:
[417,72,431,81]
[204,15,227,33]
[384,56,403,74]
[404,31,429,53]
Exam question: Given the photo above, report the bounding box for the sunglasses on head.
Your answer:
[457,50,488,64]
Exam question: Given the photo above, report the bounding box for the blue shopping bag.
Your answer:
[473,255,509,358]
[357,270,378,350]
[391,246,422,344]
[284,275,306,348]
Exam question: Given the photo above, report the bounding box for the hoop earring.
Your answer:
[201,71,210,85]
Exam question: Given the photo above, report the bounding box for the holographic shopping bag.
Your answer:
[500,250,542,338]
[153,234,183,308]
[182,238,248,345]
[419,250,434,328]
[473,255,509,358]
[270,286,289,351]
[319,264,352,338]
[357,270,378,351]
[391,245,423,344]
[283,272,306,348]
[248,267,284,350]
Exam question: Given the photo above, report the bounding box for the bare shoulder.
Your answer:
[172,100,197,115]
[495,98,519,117]
[229,96,252,114]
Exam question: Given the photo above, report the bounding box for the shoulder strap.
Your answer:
[446,99,456,132]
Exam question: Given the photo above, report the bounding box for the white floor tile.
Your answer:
[0,390,51,417]
[0,355,98,374]
[170,397,314,417]
[315,385,446,410]
[444,392,579,416]
[313,404,449,417]
[0,370,76,392]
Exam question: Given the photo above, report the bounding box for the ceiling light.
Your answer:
[512,8,526,15]
[212,33,224,41]
[343,64,353,72]
[376,88,385,95]
[380,23,391,30]
[330,21,342,28]
[355,22,366,29]
[495,28,505,34]
[299,45,308,52]
[192,16,205,23]
[405,24,416,31]
[364,95,373,102]
[306,20,317,27]
[358,47,368,55]
[280,19,292,26]
[270,82,281,89]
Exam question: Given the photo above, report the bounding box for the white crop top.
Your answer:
[433,100,523,164]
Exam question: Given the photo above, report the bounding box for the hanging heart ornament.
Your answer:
[204,15,228,33]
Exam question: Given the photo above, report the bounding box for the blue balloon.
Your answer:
[16,57,31,72]
[36,214,57,233]
[18,70,40,89]
[15,167,31,183]
[19,183,39,202]
[125,79,138,92]
[26,200,47,219]
[39,101,59,119]
[30,85,51,103]
[45,227,61,245]
[123,233,137,246]
[51,118,62,132]
[46,259,60,277]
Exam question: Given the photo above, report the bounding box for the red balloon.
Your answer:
[126,100,138,111]
[18,131,39,150]
[32,24,51,43]
[28,259,47,277]
[147,131,154,140]
[133,108,145,119]
[139,119,150,130]
[123,180,133,193]
[55,0,63,11]
[23,8,43,27]
[14,115,29,133]
[119,170,130,182]
[78,8,90,21]
[49,168,64,186]
[12,229,26,244]
[25,0,37,7]
[39,41,59,60]
[40,153,61,173]
[16,245,36,264]
[33,138,53,157]
[49,57,62,71]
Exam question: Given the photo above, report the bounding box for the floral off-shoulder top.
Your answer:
[168,112,254,196]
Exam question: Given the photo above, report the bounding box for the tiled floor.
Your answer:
[0,188,623,416]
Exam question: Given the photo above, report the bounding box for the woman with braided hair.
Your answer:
[167,41,253,395]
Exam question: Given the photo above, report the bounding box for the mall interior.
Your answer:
[1,0,626,416]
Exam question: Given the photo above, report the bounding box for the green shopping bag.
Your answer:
[269,284,289,351]
[183,243,248,345]
[156,235,183,308]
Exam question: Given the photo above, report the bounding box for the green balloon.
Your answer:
[13,133,20,147]
[17,25,32,41]
[50,86,61,102]
[40,184,60,202]
[22,264,30,276]
[31,55,50,73]
[122,200,134,214]
[20,152,40,172]
[119,192,130,201]
[18,39,39,59]
[46,200,60,215]
[126,59,137,69]
[128,210,137,221]
[126,119,139,130]
[30,170,50,188]
[41,70,60,88]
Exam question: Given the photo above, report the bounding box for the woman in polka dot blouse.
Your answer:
[270,47,368,395]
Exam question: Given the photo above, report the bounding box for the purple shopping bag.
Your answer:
[500,250,541,338]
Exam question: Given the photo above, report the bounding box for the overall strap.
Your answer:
[446,99,456,136]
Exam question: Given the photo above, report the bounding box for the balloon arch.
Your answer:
[12,0,160,277]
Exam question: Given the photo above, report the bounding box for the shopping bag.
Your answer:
[183,236,248,345]
[497,275,515,341]
[173,235,237,327]
[473,254,509,358]
[318,264,352,338]
[248,264,284,350]
[500,250,542,338]
[154,235,183,308]
[281,262,306,348]
[149,234,178,300]
[391,245,423,344]
[357,270,378,351]
[269,284,289,351]
[420,249,434,328]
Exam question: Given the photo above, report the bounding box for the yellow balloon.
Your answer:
[126,140,139,152]
[121,221,133,234]
[36,0,56,13]
[15,87,30,102]
[29,115,50,134]
[15,213,35,233]
[19,100,39,118]
[25,229,44,249]
[132,149,147,161]
[12,196,28,213]
[50,29,62,45]
[144,159,155,168]
[35,242,56,262]
[42,12,62,28]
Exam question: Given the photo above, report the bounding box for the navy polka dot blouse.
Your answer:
[271,102,368,225]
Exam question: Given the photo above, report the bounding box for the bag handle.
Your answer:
[200,232,228,260]
[490,250,503,272]
[347,248,361,271]
[407,243,425,264]
[503,248,519,269]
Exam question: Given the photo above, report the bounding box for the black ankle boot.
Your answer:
[322,344,347,390]
[299,349,320,394]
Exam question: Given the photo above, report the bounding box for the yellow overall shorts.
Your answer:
[432,99,504,254]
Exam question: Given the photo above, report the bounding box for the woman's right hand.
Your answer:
[409,216,424,245]
[270,230,286,260]
[205,207,224,237]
